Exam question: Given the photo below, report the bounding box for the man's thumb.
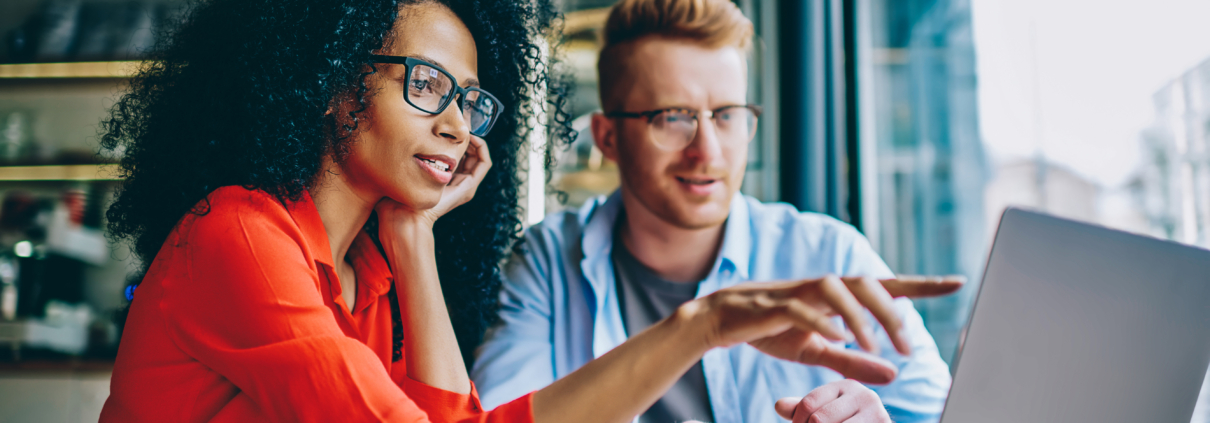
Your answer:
[774,397,799,419]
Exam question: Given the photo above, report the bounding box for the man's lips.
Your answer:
[675,175,720,185]
[674,175,724,196]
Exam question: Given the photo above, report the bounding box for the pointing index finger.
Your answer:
[881,275,965,298]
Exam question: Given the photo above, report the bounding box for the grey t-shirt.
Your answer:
[613,236,714,423]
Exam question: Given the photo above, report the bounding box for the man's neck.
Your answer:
[618,192,726,283]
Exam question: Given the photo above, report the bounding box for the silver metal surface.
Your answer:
[942,208,1210,422]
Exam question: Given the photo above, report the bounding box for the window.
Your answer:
[860,0,1210,416]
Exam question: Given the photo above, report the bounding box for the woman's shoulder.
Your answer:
[204,185,287,211]
[177,186,304,244]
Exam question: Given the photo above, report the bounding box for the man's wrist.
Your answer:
[667,299,717,356]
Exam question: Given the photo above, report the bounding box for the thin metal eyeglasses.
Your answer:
[605,104,763,151]
[368,54,503,137]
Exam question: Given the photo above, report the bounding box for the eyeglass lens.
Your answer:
[407,64,454,112]
[407,63,499,136]
[462,90,496,136]
[649,107,757,150]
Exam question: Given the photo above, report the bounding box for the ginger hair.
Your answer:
[597,0,753,111]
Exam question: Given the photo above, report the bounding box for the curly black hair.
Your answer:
[100,0,574,367]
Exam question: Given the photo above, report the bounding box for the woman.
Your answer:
[100,0,957,421]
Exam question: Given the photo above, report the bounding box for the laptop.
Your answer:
[940,208,1210,422]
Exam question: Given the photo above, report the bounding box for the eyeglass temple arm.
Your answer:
[367,54,411,65]
[603,111,654,118]
[606,105,763,119]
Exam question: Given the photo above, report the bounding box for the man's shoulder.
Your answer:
[742,196,866,244]
[515,196,606,255]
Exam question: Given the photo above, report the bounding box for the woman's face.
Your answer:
[335,2,480,210]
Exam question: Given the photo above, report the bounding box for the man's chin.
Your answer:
[662,203,731,230]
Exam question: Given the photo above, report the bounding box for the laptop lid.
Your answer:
[941,208,1210,422]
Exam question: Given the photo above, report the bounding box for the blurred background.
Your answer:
[0,0,1208,421]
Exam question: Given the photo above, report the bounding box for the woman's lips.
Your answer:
[415,155,454,184]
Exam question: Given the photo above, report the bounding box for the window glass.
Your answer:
[861,0,1210,414]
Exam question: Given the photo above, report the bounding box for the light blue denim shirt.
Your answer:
[472,191,951,422]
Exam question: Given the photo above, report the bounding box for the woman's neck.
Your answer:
[308,158,377,270]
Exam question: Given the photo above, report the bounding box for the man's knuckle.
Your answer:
[807,411,831,423]
[860,276,879,288]
[801,398,825,412]
[820,275,842,290]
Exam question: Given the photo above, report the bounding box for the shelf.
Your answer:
[0,61,143,79]
[0,165,120,181]
[563,8,610,35]
[556,168,619,193]
[0,359,114,374]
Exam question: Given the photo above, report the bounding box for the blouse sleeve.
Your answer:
[158,199,532,422]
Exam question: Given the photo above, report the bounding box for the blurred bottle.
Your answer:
[29,0,83,62]
[5,27,33,63]
[71,2,115,62]
[111,2,155,60]
[1,111,33,164]
[0,257,17,321]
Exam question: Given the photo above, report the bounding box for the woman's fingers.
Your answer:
[465,135,492,179]
[881,275,965,298]
[445,137,492,200]
[455,141,479,177]
[843,276,910,355]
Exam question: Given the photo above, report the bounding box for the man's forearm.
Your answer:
[532,304,712,423]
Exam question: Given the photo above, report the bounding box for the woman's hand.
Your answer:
[369,136,492,396]
[431,135,492,217]
[680,275,964,384]
[375,135,493,230]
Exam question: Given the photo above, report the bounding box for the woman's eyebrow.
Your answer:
[411,54,480,87]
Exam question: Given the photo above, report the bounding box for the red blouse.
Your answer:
[100,186,533,422]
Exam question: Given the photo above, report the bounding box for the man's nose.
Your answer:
[682,117,725,163]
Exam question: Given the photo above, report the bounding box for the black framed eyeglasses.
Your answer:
[368,54,503,137]
[605,105,762,151]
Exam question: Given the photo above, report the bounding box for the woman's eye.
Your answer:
[410,79,430,92]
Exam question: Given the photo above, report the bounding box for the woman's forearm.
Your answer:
[531,302,713,423]
[380,221,471,394]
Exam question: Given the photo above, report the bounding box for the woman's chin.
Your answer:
[386,191,442,212]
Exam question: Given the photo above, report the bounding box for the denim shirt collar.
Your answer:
[579,190,753,299]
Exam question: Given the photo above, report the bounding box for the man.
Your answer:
[472,0,954,421]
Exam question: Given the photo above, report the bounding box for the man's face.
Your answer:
[593,38,749,230]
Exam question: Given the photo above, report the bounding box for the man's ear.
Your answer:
[591,112,620,162]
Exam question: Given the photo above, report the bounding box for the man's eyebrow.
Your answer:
[412,54,479,87]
